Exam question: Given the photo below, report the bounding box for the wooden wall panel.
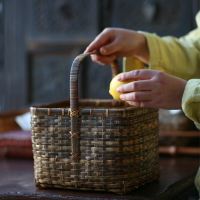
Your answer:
[0,0,4,112]
[27,0,99,43]
[111,0,193,37]
[1,0,199,112]
[3,0,28,111]
[29,50,80,105]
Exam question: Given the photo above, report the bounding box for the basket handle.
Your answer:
[69,52,120,160]
[70,52,120,110]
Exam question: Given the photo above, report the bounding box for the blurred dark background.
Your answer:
[0,0,200,112]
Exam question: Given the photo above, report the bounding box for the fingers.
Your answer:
[100,38,122,55]
[124,91,159,108]
[117,80,153,93]
[117,78,159,108]
[126,100,154,108]
[84,28,118,65]
[84,28,113,55]
[120,91,153,102]
[90,54,116,65]
[117,69,160,81]
[85,28,124,57]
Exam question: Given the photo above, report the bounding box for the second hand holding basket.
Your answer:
[31,52,160,194]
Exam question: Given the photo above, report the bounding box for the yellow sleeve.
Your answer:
[123,29,200,130]
[195,167,200,199]
[123,56,145,72]
[124,11,200,79]
[124,30,200,80]
[182,79,200,130]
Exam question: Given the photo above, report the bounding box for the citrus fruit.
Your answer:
[109,73,135,101]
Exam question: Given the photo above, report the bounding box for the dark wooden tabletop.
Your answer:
[0,156,199,200]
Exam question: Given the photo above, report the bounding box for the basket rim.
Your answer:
[30,99,156,117]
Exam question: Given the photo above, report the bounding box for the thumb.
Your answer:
[100,39,121,55]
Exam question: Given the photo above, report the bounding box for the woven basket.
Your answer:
[30,53,159,194]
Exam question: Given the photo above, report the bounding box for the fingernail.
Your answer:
[84,47,89,52]
[117,76,121,81]
[120,94,124,100]
[116,88,121,93]
[100,48,107,54]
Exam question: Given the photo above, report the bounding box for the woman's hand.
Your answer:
[84,28,149,65]
[117,69,187,109]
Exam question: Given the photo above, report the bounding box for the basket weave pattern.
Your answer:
[31,53,159,194]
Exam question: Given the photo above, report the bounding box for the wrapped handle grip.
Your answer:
[70,52,120,110]
[69,52,120,160]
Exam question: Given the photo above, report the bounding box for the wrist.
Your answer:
[133,32,149,64]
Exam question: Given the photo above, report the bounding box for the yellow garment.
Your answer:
[123,11,200,130]
[123,11,200,199]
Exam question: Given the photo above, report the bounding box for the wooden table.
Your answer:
[0,156,199,200]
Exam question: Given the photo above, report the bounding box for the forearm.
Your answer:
[132,32,149,65]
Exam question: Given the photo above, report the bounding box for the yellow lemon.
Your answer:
[109,73,135,101]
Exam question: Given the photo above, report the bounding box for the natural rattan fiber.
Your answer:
[30,53,159,194]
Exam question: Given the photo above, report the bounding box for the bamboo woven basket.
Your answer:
[30,53,159,194]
